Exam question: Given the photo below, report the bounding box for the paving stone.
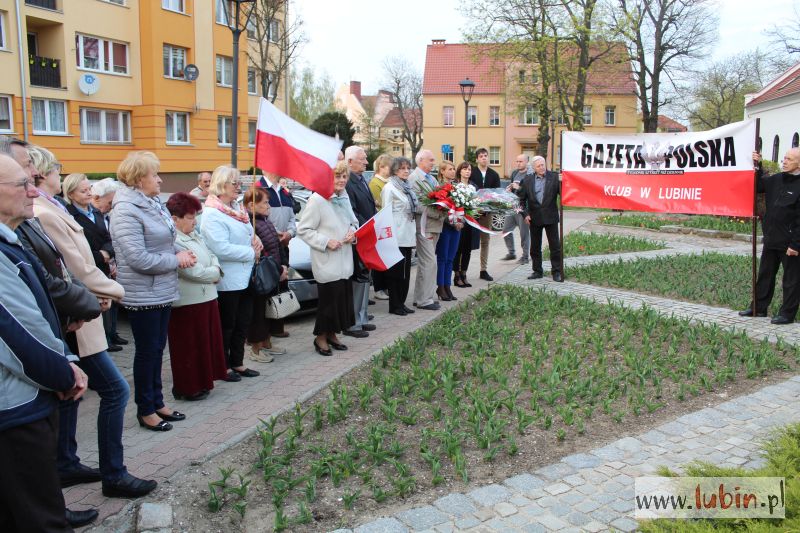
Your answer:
[533,513,570,531]
[575,499,601,514]
[521,503,546,517]
[615,437,643,453]
[583,521,608,532]
[328,530,353,533]
[610,499,635,513]
[560,492,584,506]
[535,462,577,481]
[565,511,592,527]
[468,484,512,506]
[395,506,449,530]
[354,518,408,533]
[590,507,620,524]
[494,502,518,517]
[562,453,602,469]
[504,474,547,493]
[454,516,481,529]
[473,508,495,522]
[610,516,639,532]
[520,524,547,533]
[544,482,571,495]
[509,495,533,507]
[592,446,626,462]
[138,503,172,530]
[434,493,477,518]
[433,526,454,533]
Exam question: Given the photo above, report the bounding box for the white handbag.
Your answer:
[265,290,300,319]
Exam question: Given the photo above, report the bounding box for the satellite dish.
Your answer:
[78,73,100,95]
[184,64,199,82]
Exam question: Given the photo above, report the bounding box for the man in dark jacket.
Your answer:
[740,148,800,324]
[471,148,501,281]
[512,155,563,281]
[0,153,90,531]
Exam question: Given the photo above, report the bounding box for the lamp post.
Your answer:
[549,115,556,170]
[459,78,475,162]
[222,0,256,169]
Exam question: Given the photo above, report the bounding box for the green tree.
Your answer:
[290,66,335,126]
[309,112,355,150]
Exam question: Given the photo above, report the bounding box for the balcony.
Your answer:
[29,56,61,88]
[26,0,57,9]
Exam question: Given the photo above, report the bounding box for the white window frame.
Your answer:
[0,95,13,133]
[76,33,129,75]
[215,0,231,25]
[268,19,280,43]
[582,105,592,125]
[443,106,454,127]
[216,55,233,87]
[247,67,257,94]
[0,11,7,50]
[161,0,184,13]
[163,44,187,79]
[101,0,126,5]
[248,121,256,147]
[489,146,500,166]
[604,105,616,126]
[32,98,67,135]
[218,116,232,146]
[489,106,500,126]
[467,106,477,126]
[80,107,131,144]
[519,105,538,126]
[265,71,276,99]
[165,111,190,145]
[443,150,454,162]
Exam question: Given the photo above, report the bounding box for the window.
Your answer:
[773,135,780,162]
[80,108,130,143]
[163,44,186,79]
[246,17,256,39]
[793,132,799,148]
[443,106,454,127]
[265,71,276,99]
[556,111,567,125]
[215,0,231,25]
[104,0,125,4]
[218,116,232,145]
[215,55,233,86]
[76,34,128,75]
[32,98,67,134]
[162,0,184,12]
[443,150,454,162]
[489,106,500,126]
[166,111,189,144]
[518,70,525,83]
[604,105,616,126]
[489,146,500,165]
[268,19,280,43]
[0,11,6,50]
[467,106,477,126]
[519,104,538,125]
[0,95,12,132]
[247,68,257,94]
[248,121,256,147]
[582,105,592,125]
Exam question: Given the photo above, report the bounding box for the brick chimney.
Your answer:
[350,81,362,100]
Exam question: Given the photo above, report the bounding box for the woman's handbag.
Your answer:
[251,255,280,296]
[265,290,301,319]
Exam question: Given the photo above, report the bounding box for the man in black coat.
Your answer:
[512,155,563,281]
[740,148,800,324]
[471,148,501,281]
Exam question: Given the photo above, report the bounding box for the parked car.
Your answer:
[285,188,317,310]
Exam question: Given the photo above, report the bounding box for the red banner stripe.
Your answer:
[354,218,388,271]
[255,130,334,198]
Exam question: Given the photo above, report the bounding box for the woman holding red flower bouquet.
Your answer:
[435,161,463,300]
[453,162,480,287]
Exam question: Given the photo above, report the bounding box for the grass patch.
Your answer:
[568,252,778,315]
[641,423,800,532]
[545,231,665,259]
[210,285,800,530]
[599,214,758,234]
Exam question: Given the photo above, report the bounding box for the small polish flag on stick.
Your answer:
[355,206,403,271]
[254,98,343,198]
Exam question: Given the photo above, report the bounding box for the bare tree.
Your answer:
[355,97,381,153]
[765,1,800,56]
[382,56,424,161]
[246,0,306,103]
[613,0,717,132]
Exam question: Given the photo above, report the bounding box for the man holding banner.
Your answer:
[740,148,800,325]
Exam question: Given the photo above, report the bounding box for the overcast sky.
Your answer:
[293,0,796,94]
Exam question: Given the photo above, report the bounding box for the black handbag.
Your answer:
[251,255,280,295]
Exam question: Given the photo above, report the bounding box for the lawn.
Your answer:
[599,214,759,234]
[545,231,665,259]
[199,285,800,531]
[568,252,779,315]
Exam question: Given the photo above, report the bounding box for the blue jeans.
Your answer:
[436,225,461,286]
[57,350,130,481]
[128,306,171,417]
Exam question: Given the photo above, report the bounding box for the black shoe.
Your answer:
[137,415,172,432]
[403,306,415,314]
[362,323,377,331]
[390,308,408,316]
[66,508,98,528]
[368,314,375,321]
[234,368,260,377]
[157,410,186,422]
[223,370,242,382]
[313,339,332,356]
[107,344,123,353]
[173,389,209,401]
[502,253,517,260]
[110,334,129,345]
[528,272,544,279]
[60,463,102,488]
[368,299,376,305]
[739,308,767,317]
[326,338,348,351]
[445,286,457,301]
[771,315,793,325]
[343,329,369,338]
[553,273,564,282]
[102,473,158,499]
[418,302,441,311]
[479,271,494,281]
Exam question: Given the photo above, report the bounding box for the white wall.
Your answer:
[745,95,800,162]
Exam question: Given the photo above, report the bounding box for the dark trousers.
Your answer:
[387,247,413,313]
[0,410,71,533]
[436,226,461,286]
[102,301,119,341]
[530,222,562,276]
[217,289,254,370]
[128,306,171,417]
[754,247,800,319]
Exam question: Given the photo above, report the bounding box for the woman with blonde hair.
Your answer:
[111,151,196,435]
[200,165,263,381]
[369,153,393,301]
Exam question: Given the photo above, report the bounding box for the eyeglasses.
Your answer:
[0,178,34,191]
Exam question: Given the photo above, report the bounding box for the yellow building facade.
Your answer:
[0,0,286,182]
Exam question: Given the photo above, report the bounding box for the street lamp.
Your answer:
[221,0,256,169]
[459,78,475,162]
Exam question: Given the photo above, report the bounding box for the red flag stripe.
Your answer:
[354,218,388,271]
[255,130,334,198]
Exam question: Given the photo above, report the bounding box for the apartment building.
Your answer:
[0,0,286,182]
[422,40,639,176]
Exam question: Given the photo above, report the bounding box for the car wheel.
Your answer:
[491,213,506,231]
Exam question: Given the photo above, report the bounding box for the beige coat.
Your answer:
[173,230,222,307]
[297,192,357,284]
[34,197,124,357]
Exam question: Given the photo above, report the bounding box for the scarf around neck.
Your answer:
[391,175,418,215]
[205,194,250,224]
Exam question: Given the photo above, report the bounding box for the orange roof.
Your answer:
[658,115,687,132]
[382,107,421,127]
[423,41,636,96]
[747,61,800,107]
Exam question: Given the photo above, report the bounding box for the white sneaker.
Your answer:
[267,347,286,356]
[248,349,274,363]
[374,290,389,300]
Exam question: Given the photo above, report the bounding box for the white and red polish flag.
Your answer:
[254,98,342,198]
[355,206,403,271]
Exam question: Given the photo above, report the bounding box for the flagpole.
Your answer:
[752,118,760,314]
